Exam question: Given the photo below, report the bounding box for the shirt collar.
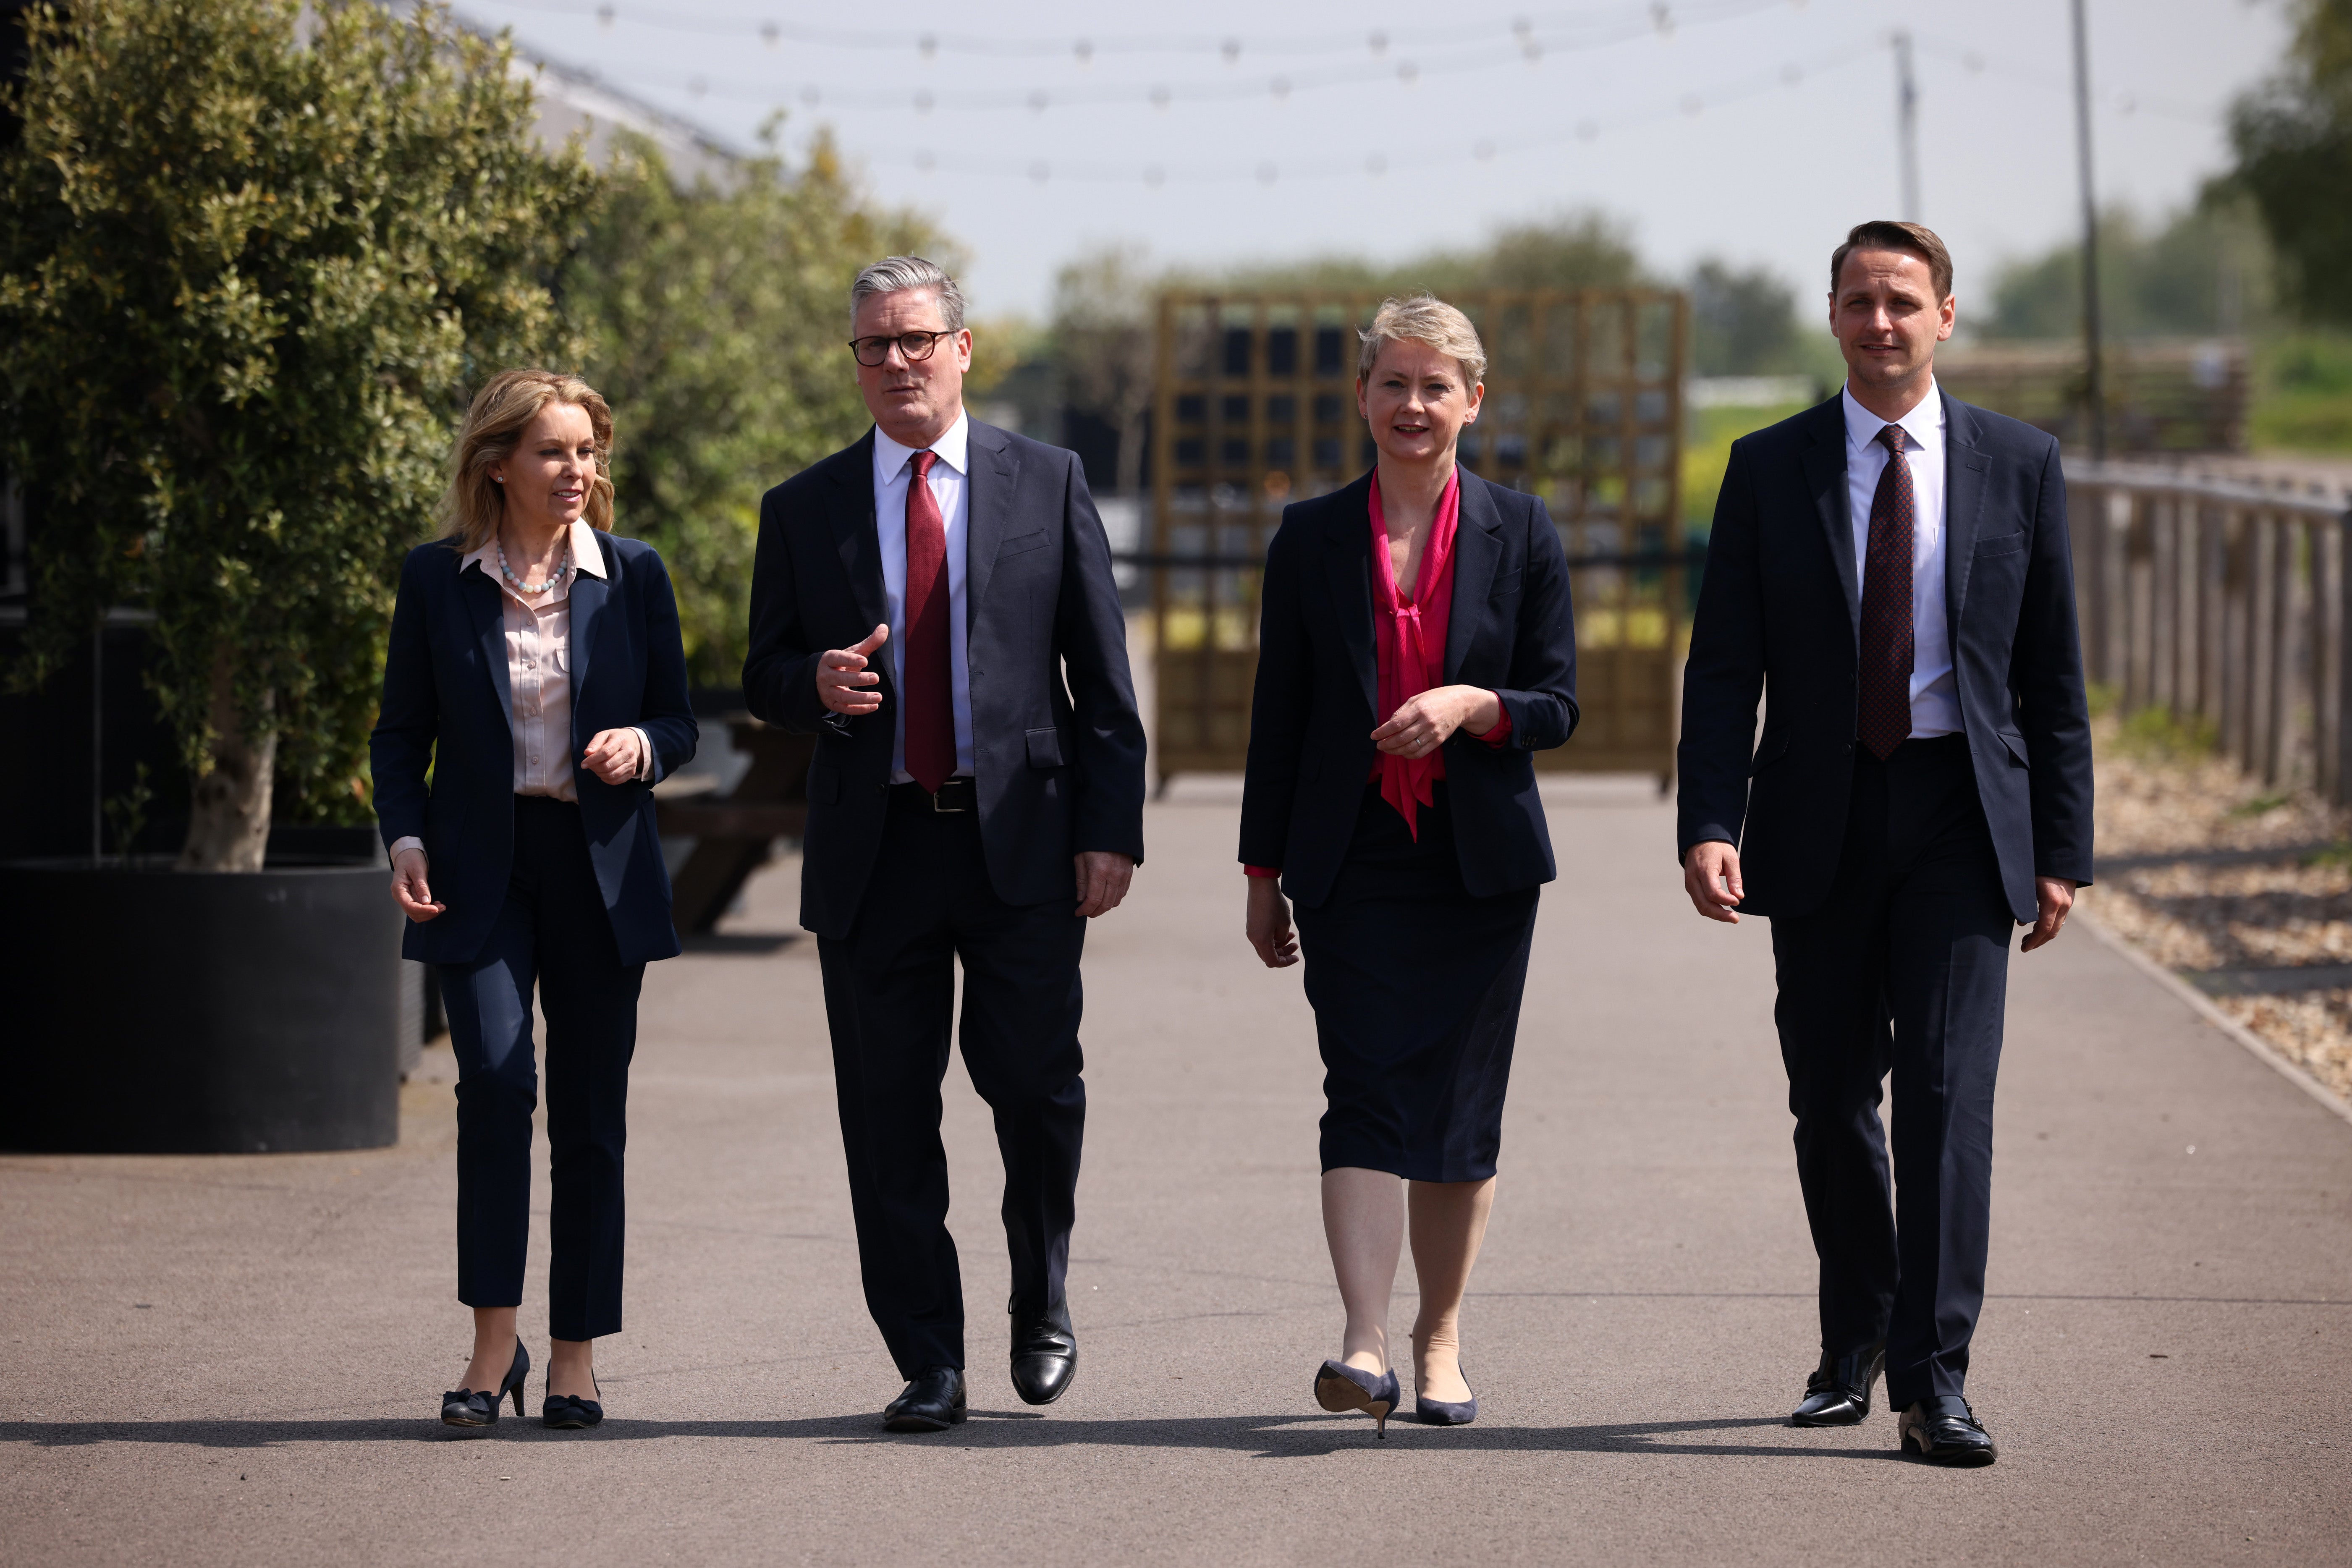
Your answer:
[1842,378,1944,454]
[459,517,608,579]
[873,408,971,486]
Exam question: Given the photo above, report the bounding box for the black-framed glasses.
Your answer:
[849,329,954,368]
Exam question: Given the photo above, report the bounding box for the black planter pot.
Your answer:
[0,855,402,1152]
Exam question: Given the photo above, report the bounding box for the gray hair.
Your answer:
[1357,293,1488,387]
[850,255,967,334]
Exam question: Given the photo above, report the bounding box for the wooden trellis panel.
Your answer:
[1148,288,1690,789]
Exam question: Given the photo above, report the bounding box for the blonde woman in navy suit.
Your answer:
[1240,297,1579,1433]
[372,370,696,1431]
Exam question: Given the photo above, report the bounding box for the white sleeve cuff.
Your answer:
[389,836,426,864]
[632,727,655,782]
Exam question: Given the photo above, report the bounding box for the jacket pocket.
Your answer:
[1001,529,1051,557]
[1490,566,1523,599]
[1975,531,2026,558]
[1025,726,1067,768]
[1748,735,1791,776]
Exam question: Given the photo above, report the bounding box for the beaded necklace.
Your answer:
[496,537,572,598]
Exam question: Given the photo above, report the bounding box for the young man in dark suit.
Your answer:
[1676,221,2093,1466]
[743,257,1147,1432]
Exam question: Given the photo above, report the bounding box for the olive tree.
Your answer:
[0,0,595,868]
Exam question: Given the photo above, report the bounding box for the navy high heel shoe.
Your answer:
[543,1371,603,1430]
[1413,1382,1478,1426]
[1314,1359,1402,1438]
[442,1338,529,1429]
[1411,1336,1478,1425]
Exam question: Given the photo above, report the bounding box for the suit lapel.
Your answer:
[1444,471,1502,683]
[1323,475,1379,717]
[964,420,1019,625]
[459,560,513,736]
[567,531,610,751]
[1941,390,1990,634]
[1800,397,1860,644]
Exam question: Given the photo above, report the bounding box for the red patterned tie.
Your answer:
[1857,423,1915,761]
[901,450,955,793]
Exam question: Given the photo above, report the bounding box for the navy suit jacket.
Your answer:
[370,533,698,966]
[1238,469,1580,909]
[1676,390,2094,924]
[741,421,1147,940]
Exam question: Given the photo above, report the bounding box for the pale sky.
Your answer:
[454,0,2296,323]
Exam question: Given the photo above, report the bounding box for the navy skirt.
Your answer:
[1292,781,1538,1183]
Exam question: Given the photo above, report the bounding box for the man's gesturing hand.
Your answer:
[817,624,889,716]
[1075,851,1134,919]
[2019,876,2078,952]
[1682,840,1744,924]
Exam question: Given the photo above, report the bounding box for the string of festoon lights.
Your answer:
[474,0,1790,62]
[471,0,1796,112]
[459,0,2225,189]
[872,37,1890,186]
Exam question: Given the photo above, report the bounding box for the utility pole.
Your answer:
[2070,0,2108,460]
[1893,30,1921,221]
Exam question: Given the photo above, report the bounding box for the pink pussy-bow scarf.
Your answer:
[1366,468,1461,839]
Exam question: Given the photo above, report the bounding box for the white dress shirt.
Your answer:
[388,520,649,867]
[872,410,976,783]
[1843,380,1961,738]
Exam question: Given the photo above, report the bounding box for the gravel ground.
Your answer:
[2082,711,2352,1102]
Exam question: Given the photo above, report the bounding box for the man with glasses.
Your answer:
[744,256,1146,1432]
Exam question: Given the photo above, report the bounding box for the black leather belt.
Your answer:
[892,777,977,813]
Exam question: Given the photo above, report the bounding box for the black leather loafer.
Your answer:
[1790,1343,1885,1427]
[1898,1396,1998,1466]
[1009,1321,1077,1406]
[883,1366,967,1432]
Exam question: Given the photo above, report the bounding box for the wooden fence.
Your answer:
[2072,462,2352,798]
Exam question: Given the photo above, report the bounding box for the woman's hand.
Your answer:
[1371,685,1502,758]
[1246,876,1299,968]
[391,847,445,923]
[581,727,644,785]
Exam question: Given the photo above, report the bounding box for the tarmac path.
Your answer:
[4,778,2349,1566]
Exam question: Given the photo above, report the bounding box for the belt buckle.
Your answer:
[932,779,970,813]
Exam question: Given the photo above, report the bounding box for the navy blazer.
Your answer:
[1676,390,2094,923]
[1238,468,1580,908]
[741,421,1147,940]
[370,532,698,966]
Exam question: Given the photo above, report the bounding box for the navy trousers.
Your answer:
[438,795,644,1342]
[817,787,1088,1379]
[1768,734,2014,1407]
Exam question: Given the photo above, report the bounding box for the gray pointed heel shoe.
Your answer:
[1314,1358,1402,1437]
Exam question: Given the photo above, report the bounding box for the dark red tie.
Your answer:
[1857,423,1915,761]
[901,450,955,793]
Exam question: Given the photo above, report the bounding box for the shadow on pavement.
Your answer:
[0,1411,1896,1461]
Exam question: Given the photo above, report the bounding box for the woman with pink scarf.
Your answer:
[1239,294,1579,1434]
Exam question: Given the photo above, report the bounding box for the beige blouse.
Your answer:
[388,520,649,866]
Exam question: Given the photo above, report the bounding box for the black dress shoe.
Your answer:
[1789,1343,1885,1427]
[441,1338,529,1429]
[882,1366,967,1432]
[1898,1396,1998,1466]
[1009,1321,1077,1406]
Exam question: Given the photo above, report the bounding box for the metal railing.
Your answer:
[2071,462,2352,799]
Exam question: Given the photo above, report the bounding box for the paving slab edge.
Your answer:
[2078,909,2352,1129]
